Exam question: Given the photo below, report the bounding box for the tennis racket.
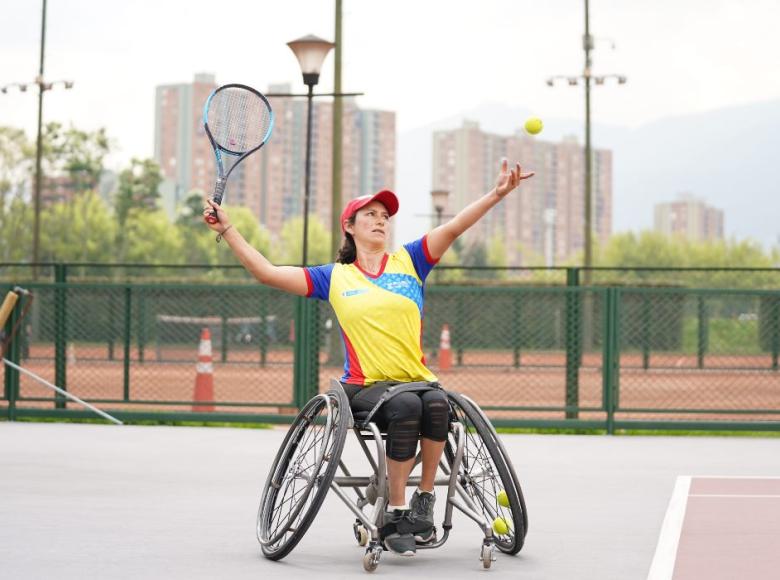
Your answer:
[203,83,274,224]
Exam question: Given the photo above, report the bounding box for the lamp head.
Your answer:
[287,34,335,88]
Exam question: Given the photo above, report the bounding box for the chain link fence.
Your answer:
[2,275,779,430]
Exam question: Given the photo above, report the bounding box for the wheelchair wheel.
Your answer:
[257,387,349,560]
[445,392,526,555]
[458,394,529,539]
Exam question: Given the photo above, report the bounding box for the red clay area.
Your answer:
[673,477,780,580]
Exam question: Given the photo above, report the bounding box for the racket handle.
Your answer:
[206,180,226,224]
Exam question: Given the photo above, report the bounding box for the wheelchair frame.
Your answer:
[257,379,527,572]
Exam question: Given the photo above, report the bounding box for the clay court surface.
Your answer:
[3,345,778,420]
[1,422,778,579]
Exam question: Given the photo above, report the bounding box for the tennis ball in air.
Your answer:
[524,117,543,135]
[492,516,510,535]
[497,489,510,508]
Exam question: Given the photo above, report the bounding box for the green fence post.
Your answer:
[306,299,321,401]
[513,290,521,368]
[602,288,615,434]
[54,263,68,409]
[565,268,581,419]
[613,288,622,414]
[220,312,228,363]
[259,289,268,367]
[137,290,146,364]
[292,295,306,410]
[771,297,779,371]
[123,286,132,401]
[697,296,708,369]
[642,294,651,370]
[4,294,21,421]
[108,291,116,361]
[456,294,464,366]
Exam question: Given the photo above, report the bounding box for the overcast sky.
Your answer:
[3,0,780,174]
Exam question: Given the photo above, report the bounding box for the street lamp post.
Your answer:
[287,34,335,267]
[546,0,626,284]
[431,189,450,228]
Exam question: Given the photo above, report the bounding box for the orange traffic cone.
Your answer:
[439,324,452,372]
[192,328,215,412]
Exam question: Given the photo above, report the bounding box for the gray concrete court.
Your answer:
[1,422,778,580]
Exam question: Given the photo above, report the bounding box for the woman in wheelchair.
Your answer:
[204,159,533,562]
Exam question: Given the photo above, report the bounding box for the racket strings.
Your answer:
[208,87,271,153]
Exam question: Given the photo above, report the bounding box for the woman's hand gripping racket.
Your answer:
[203,83,274,224]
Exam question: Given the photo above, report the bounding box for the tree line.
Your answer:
[1,123,777,285]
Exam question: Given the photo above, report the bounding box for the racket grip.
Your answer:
[207,180,226,224]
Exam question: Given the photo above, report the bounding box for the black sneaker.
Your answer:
[410,490,436,543]
[380,509,416,556]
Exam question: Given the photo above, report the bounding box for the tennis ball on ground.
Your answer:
[524,117,543,135]
[492,516,511,535]
[497,489,510,508]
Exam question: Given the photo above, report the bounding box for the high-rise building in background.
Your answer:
[432,121,612,266]
[260,84,395,241]
[654,194,724,241]
[153,75,395,242]
[154,73,218,216]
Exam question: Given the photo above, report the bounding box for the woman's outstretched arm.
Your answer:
[425,159,534,261]
[203,198,309,296]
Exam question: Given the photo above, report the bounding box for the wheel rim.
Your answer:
[259,395,339,549]
[448,399,520,551]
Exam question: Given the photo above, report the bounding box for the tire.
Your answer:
[257,387,349,560]
[458,394,529,538]
[445,392,526,554]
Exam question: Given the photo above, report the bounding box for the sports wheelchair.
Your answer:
[256,380,528,572]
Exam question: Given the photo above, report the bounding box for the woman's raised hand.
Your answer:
[495,158,534,198]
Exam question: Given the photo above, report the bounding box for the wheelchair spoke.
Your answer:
[258,389,350,560]
[445,392,525,554]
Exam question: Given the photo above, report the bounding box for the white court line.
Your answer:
[647,476,691,580]
[687,475,780,479]
[689,494,780,499]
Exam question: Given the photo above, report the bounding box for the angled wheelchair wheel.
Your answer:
[458,394,529,538]
[257,387,349,560]
[445,392,527,555]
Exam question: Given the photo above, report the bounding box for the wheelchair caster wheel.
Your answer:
[363,545,382,572]
[353,521,369,547]
[480,542,496,569]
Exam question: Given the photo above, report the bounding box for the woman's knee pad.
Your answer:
[384,393,422,461]
[420,390,449,442]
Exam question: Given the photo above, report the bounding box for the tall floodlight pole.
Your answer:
[583,0,593,283]
[546,0,626,284]
[331,0,343,259]
[32,0,48,275]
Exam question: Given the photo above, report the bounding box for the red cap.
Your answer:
[340,190,399,233]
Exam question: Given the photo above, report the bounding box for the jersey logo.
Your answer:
[342,288,370,297]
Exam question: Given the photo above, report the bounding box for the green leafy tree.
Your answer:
[596,231,777,288]
[40,122,111,192]
[123,208,183,264]
[114,158,163,226]
[39,191,116,262]
[487,234,509,280]
[435,243,464,283]
[0,197,33,262]
[274,215,332,266]
[0,126,34,204]
[175,190,271,275]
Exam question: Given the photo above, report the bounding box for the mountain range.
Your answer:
[395,98,780,250]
